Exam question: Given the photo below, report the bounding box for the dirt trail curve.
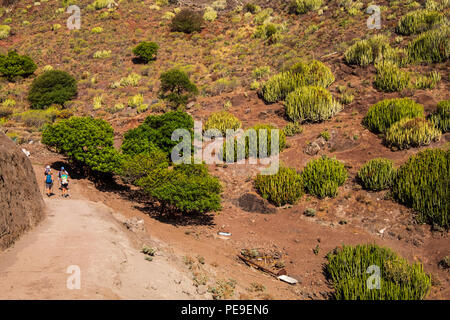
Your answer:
[0,196,201,300]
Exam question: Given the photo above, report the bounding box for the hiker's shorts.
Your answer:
[46,183,53,188]
[61,183,68,190]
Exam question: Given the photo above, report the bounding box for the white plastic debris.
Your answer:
[278,275,298,285]
[218,232,231,236]
[22,148,31,157]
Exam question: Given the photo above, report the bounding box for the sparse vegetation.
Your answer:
[396,10,445,35]
[429,99,449,132]
[407,26,449,63]
[289,0,323,14]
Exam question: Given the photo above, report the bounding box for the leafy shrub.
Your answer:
[120,149,169,184]
[429,99,449,132]
[374,60,410,92]
[302,155,347,198]
[254,166,304,206]
[13,106,71,129]
[407,26,449,63]
[137,163,222,214]
[285,86,342,123]
[42,117,123,173]
[253,22,283,43]
[385,117,441,149]
[363,98,424,133]
[396,10,445,35]
[344,35,398,67]
[159,68,198,106]
[132,41,159,63]
[121,111,194,157]
[289,0,323,14]
[325,244,431,300]
[222,124,286,162]
[392,148,449,228]
[0,25,10,39]
[357,158,396,191]
[204,111,241,135]
[414,70,441,89]
[28,70,77,109]
[261,60,334,103]
[170,9,203,34]
[0,51,37,80]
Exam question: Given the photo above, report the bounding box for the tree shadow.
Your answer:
[133,203,216,227]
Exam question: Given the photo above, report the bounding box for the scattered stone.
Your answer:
[196,285,207,295]
[124,217,146,232]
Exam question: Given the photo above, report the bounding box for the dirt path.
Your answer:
[0,196,202,299]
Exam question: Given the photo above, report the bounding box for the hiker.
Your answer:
[58,167,70,198]
[44,167,53,197]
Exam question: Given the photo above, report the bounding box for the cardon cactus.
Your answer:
[385,117,441,149]
[357,158,396,191]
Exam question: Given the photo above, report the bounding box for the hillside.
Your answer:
[0,0,449,300]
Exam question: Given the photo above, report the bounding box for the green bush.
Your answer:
[385,117,441,149]
[282,121,303,136]
[392,148,449,228]
[132,41,159,63]
[42,117,123,173]
[28,70,77,109]
[357,158,396,191]
[0,51,37,80]
[407,26,449,63]
[344,35,393,67]
[363,98,424,133]
[302,155,347,198]
[396,10,445,35]
[285,86,342,122]
[120,149,169,184]
[414,70,441,89]
[254,166,304,207]
[289,0,323,14]
[374,60,410,92]
[159,68,198,106]
[121,111,194,157]
[429,99,449,132]
[92,0,115,10]
[325,244,431,300]
[261,60,334,103]
[204,111,241,135]
[222,124,286,162]
[170,9,203,34]
[137,163,222,214]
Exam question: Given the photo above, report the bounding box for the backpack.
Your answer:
[46,174,52,184]
[61,174,68,185]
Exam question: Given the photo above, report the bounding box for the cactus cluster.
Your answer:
[407,26,449,63]
[261,59,334,103]
[221,124,286,162]
[385,117,441,149]
[289,0,323,14]
[392,148,449,229]
[429,99,449,133]
[285,86,342,122]
[374,60,410,92]
[204,111,241,136]
[325,244,432,300]
[396,9,445,35]
[302,155,347,198]
[357,158,396,191]
[344,35,403,67]
[363,98,424,134]
[254,166,304,207]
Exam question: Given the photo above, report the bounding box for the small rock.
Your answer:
[196,285,207,295]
